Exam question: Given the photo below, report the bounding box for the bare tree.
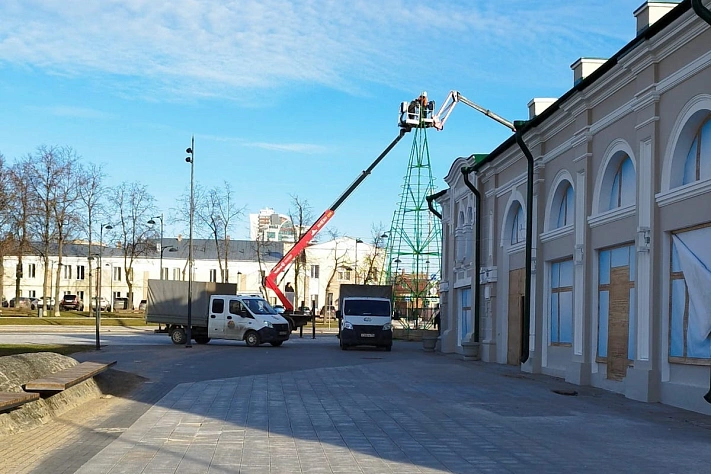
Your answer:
[78,162,106,315]
[6,161,33,304]
[194,181,245,283]
[0,153,13,302]
[287,195,313,308]
[112,182,156,308]
[321,229,349,308]
[361,224,390,284]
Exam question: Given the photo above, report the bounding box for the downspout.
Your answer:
[514,121,534,365]
[692,0,711,25]
[691,0,711,404]
[426,189,447,220]
[461,165,481,345]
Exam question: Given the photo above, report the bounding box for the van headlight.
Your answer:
[344,322,353,330]
[263,320,273,328]
[382,323,391,331]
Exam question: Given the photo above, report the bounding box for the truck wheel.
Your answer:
[384,345,392,352]
[195,335,211,344]
[245,331,260,347]
[270,341,283,347]
[286,317,295,332]
[170,328,187,345]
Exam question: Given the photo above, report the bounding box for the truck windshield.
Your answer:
[244,298,277,315]
[343,300,391,317]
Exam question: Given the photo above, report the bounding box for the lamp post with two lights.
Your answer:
[185,137,195,348]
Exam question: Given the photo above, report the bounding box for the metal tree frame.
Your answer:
[387,102,442,329]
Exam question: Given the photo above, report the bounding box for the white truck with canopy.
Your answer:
[146,280,290,347]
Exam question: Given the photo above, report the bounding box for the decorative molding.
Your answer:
[506,241,526,254]
[587,205,636,228]
[635,115,660,131]
[655,178,711,207]
[539,225,574,243]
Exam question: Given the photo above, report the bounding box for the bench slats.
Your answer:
[0,391,40,411]
[24,361,117,392]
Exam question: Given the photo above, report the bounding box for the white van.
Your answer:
[207,294,290,347]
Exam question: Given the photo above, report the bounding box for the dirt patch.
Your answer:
[0,352,145,436]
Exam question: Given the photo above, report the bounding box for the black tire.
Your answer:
[270,341,283,347]
[170,327,187,345]
[384,345,392,352]
[286,317,295,332]
[195,335,211,344]
[245,331,260,347]
[341,342,348,351]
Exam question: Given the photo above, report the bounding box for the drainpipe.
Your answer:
[426,189,447,220]
[513,121,534,365]
[461,165,481,345]
[692,0,711,25]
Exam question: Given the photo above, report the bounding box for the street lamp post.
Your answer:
[185,137,195,348]
[147,214,165,279]
[97,223,113,350]
[354,238,363,284]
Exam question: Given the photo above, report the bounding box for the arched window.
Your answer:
[608,156,635,210]
[510,204,525,245]
[682,116,711,185]
[556,183,574,228]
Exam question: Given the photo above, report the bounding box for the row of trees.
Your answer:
[0,146,247,314]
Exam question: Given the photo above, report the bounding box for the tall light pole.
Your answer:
[185,137,195,348]
[97,223,112,350]
[147,214,165,279]
[354,238,363,284]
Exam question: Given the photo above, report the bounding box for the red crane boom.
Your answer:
[265,128,410,311]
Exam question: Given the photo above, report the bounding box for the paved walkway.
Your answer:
[3,334,711,473]
[76,357,711,473]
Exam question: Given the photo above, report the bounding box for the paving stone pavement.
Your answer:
[65,355,711,474]
[4,333,711,474]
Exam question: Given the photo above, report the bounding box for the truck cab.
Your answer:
[338,296,392,351]
[208,294,290,347]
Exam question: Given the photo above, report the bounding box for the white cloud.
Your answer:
[26,105,115,119]
[0,0,642,101]
[244,141,327,154]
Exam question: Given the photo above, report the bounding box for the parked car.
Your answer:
[31,297,55,310]
[138,299,147,311]
[298,306,312,315]
[60,294,84,311]
[319,305,337,318]
[273,304,285,314]
[9,297,33,308]
[90,296,111,311]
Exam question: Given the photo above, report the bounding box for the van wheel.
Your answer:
[270,341,283,347]
[195,335,210,344]
[341,342,348,351]
[384,345,392,352]
[286,317,295,332]
[171,328,187,345]
[245,331,260,347]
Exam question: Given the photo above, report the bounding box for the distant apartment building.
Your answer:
[249,208,296,242]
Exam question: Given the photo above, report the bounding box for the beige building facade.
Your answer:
[436,1,711,414]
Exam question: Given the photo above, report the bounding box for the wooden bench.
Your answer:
[23,361,117,392]
[0,391,40,412]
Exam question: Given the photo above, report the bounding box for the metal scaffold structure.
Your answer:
[386,92,442,329]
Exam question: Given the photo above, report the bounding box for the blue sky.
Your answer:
[0,0,644,241]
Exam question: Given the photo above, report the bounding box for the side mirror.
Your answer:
[392,311,401,320]
[335,310,342,319]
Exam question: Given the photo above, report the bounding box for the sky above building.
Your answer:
[0,0,644,242]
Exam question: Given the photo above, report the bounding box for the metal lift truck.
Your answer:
[264,126,412,330]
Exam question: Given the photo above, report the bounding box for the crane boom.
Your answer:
[433,91,515,132]
[265,127,410,311]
